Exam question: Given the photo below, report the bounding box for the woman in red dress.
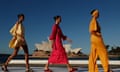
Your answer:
[44,16,77,72]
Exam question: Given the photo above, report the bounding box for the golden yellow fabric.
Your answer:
[9,23,25,48]
[89,18,97,33]
[88,17,109,72]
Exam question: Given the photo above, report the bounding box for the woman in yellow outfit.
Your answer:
[88,9,113,72]
[1,14,33,72]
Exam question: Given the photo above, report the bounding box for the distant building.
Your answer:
[33,39,83,57]
[63,44,82,54]
[35,41,51,51]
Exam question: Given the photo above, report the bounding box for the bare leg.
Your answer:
[22,44,29,70]
[5,47,19,66]
[66,63,72,71]
[44,62,49,70]
[1,47,19,71]
[66,63,77,72]
[44,62,53,72]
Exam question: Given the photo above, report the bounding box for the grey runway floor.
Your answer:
[0,67,120,72]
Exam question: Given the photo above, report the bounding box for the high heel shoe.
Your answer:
[25,68,33,72]
[1,65,8,72]
[69,68,77,72]
[44,68,53,72]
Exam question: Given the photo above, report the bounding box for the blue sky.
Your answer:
[0,0,120,54]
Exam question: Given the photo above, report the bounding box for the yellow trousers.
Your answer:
[89,36,109,72]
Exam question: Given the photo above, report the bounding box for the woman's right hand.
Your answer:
[66,38,72,44]
[20,37,25,42]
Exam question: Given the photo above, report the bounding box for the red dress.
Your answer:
[48,24,69,64]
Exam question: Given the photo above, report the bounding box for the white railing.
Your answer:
[9,60,120,65]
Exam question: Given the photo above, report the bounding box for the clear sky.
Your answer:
[0,0,120,54]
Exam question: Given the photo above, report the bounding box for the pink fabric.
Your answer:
[48,24,68,64]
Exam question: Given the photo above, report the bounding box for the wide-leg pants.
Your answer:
[89,36,109,72]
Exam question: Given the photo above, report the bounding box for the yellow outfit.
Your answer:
[88,17,109,72]
[9,23,26,48]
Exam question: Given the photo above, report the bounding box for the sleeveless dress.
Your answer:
[48,24,68,64]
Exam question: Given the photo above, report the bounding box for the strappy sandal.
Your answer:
[44,68,53,72]
[1,65,8,72]
[69,68,77,72]
[25,68,33,72]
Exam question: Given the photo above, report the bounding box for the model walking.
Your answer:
[44,16,77,72]
[88,9,113,72]
[1,14,33,72]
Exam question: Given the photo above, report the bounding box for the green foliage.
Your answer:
[106,45,120,55]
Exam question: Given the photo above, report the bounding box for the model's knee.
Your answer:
[25,54,29,58]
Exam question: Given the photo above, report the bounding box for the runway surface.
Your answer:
[0,59,120,72]
[0,67,120,72]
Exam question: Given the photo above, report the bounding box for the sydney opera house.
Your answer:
[32,39,83,57]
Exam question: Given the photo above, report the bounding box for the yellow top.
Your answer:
[89,17,103,42]
[10,23,24,37]
[9,22,26,48]
[89,17,101,33]
[10,22,25,44]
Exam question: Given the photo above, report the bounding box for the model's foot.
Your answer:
[1,64,8,72]
[109,70,114,72]
[69,68,77,72]
[44,68,53,72]
[25,68,33,72]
